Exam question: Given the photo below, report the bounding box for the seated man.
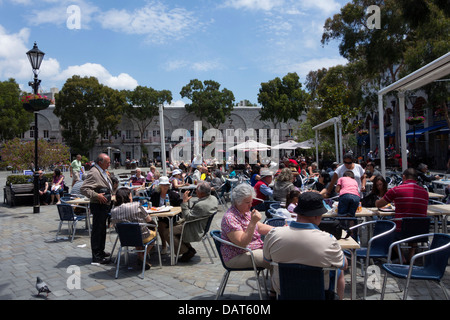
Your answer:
[251,169,273,211]
[38,170,50,205]
[376,168,429,261]
[263,192,348,299]
[166,181,218,262]
[129,168,146,186]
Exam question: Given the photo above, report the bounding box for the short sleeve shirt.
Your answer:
[71,159,82,172]
[334,164,365,191]
[220,206,263,262]
[111,202,150,239]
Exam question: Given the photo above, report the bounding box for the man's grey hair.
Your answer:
[197,181,211,196]
[231,183,255,206]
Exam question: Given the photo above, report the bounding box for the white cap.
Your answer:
[159,176,171,185]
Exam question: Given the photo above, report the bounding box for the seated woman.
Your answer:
[146,166,157,183]
[220,183,273,273]
[111,187,156,270]
[170,169,187,191]
[50,168,65,205]
[272,168,297,202]
[361,175,388,208]
[150,176,182,254]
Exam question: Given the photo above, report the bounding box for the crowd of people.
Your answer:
[34,149,448,300]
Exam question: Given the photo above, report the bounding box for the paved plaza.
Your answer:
[0,168,449,302]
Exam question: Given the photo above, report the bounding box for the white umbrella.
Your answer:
[297,139,315,149]
[228,139,271,151]
[271,140,302,150]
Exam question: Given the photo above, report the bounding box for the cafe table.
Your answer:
[337,231,360,300]
[65,197,92,237]
[146,206,182,265]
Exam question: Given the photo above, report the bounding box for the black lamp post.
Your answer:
[26,42,45,214]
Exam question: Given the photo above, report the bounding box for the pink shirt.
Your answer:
[220,206,263,262]
[337,177,360,197]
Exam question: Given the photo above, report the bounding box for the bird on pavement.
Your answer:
[36,277,51,297]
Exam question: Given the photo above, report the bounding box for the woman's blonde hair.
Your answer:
[276,167,293,182]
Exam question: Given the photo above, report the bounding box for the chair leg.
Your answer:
[141,245,149,279]
[216,271,230,300]
[202,238,214,264]
[56,221,63,241]
[115,247,122,279]
[254,269,264,300]
[380,272,388,300]
[402,277,411,300]
[206,236,217,258]
[438,281,449,300]
[71,221,78,242]
[111,235,119,264]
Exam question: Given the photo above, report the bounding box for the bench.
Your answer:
[5,183,35,207]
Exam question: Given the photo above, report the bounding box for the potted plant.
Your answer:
[406,116,425,125]
[21,94,53,112]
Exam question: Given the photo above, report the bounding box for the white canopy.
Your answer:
[377,52,450,176]
[297,139,315,149]
[312,117,343,168]
[271,140,302,150]
[228,139,271,151]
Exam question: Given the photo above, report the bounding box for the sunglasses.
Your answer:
[344,161,353,165]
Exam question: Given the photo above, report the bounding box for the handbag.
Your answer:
[318,220,343,240]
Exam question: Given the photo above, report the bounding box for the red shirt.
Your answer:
[382,180,429,231]
[252,180,269,207]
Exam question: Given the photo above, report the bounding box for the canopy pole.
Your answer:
[398,91,408,170]
[378,94,386,177]
[315,130,319,169]
[334,122,339,163]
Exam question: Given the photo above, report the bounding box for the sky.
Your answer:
[0,0,349,106]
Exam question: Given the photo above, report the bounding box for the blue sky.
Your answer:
[0,0,349,106]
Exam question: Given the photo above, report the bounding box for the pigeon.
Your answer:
[36,277,51,297]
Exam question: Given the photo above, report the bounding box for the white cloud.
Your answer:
[223,0,284,11]
[0,25,138,91]
[97,2,201,43]
[274,57,348,78]
[164,59,223,72]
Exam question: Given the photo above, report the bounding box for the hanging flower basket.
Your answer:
[358,129,368,136]
[21,94,52,112]
[406,116,425,125]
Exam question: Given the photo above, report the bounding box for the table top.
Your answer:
[338,231,360,250]
[179,185,197,190]
[323,207,376,218]
[431,180,450,186]
[429,192,445,198]
[146,206,182,218]
[65,197,90,205]
[428,204,450,215]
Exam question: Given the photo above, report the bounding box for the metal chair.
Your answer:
[277,263,327,300]
[56,204,87,242]
[265,218,286,227]
[344,220,396,299]
[114,222,161,279]
[381,233,450,300]
[210,230,268,300]
[394,217,432,256]
[175,212,218,264]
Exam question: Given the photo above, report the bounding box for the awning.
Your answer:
[405,124,446,137]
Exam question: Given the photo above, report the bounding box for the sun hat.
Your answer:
[172,169,182,176]
[159,176,171,185]
[294,192,327,217]
[260,169,273,178]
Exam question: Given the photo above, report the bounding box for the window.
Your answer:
[29,126,35,138]
[43,130,49,139]
[125,130,131,140]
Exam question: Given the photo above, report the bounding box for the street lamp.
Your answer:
[26,42,45,214]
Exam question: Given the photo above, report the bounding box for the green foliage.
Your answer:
[6,173,53,185]
[180,79,235,128]
[257,73,308,128]
[0,138,70,171]
[0,79,33,141]
[55,75,125,154]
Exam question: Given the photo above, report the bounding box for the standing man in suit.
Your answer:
[168,181,218,262]
[81,153,113,264]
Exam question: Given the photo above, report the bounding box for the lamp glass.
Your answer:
[26,42,45,71]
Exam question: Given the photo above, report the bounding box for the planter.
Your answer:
[406,119,424,125]
[23,99,51,112]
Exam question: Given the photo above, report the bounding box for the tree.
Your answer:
[257,72,308,129]
[125,86,172,157]
[180,79,235,128]
[0,79,33,142]
[1,138,70,171]
[55,76,125,155]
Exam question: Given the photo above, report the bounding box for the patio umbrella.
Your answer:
[271,140,302,150]
[228,139,271,151]
[297,139,315,149]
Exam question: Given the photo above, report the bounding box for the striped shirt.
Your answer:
[111,202,151,239]
[382,180,429,231]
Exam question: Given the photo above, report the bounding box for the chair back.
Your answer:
[424,233,450,278]
[269,202,281,211]
[115,223,144,247]
[265,218,286,227]
[266,208,275,219]
[202,212,217,238]
[278,263,325,300]
[370,220,396,256]
[57,204,75,221]
[400,217,431,243]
